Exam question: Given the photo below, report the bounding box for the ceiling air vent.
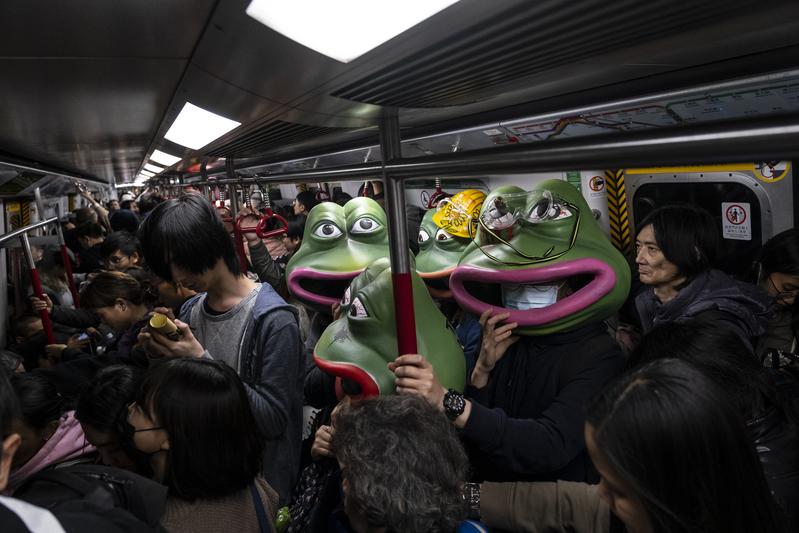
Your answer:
[331,0,735,108]
[206,120,348,158]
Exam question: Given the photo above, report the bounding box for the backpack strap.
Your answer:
[27,469,115,511]
[17,465,167,527]
[250,483,270,533]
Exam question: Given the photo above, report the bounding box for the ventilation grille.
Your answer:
[206,120,348,157]
[331,0,737,108]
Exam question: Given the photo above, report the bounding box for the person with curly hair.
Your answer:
[331,395,469,533]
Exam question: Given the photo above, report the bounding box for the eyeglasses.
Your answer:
[127,402,164,433]
[105,254,126,265]
[768,275,799,300]
[469,191,581,266]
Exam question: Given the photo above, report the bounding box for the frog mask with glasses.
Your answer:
[450,180,630,335]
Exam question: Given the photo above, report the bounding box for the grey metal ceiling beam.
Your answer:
[181,112,799,186]
[0,152,108,185]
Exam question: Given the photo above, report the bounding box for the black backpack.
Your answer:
[13,464,167,532]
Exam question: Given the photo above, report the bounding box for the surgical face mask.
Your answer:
[502,283,559,310]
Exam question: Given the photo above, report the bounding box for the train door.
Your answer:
[625,163,794,279]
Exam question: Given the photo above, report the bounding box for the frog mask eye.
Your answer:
[482,196,516,230]
[350,216,382,235]
[349,297,368,319]
[341,286,352,306]
[313,222,343,239]
[435,228,453,242]
[525,192,573,223]
[418,229,431,244]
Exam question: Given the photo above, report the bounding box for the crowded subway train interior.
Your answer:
[2,1,799,532]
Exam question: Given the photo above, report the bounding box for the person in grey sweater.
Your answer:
[136,193,304,507]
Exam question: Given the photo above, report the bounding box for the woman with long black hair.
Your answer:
[127,358,278,533]
[479,359,786,533]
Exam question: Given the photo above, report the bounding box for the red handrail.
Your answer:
[232,209,289,274]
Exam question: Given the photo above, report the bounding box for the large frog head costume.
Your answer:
[416,189,485,299]
[451,180,630,335]
[287,197,389,313]
[314,258,466,397]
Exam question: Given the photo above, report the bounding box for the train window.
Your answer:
[632,182,763,280]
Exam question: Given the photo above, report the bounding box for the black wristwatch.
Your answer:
[443,389,466,421]
[463,482,481,520]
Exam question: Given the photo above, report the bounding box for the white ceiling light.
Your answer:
[164,102,241,150]
[150,149,182,167]
[140,169,155,177]
[143,163,163,174]
[246,0,461,63]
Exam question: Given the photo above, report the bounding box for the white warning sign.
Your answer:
[721,202,751,241]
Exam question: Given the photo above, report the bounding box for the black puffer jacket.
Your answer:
[635,269,773,348]
[461,322,624,484]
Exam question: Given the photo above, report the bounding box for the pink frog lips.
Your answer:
[418,267,456,299]
[313,353,380,398]
[450,257,617,326]
[287,267,364,308]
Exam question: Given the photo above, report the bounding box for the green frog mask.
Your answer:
[416,189,486,299]
[415,209,468,299]
[286,197,389,313]
[450,180,630,335]
[314,258,466,397]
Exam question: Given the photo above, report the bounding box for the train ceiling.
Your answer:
[0,0,798,185]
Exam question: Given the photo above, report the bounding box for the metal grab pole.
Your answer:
[230,183,250,275]
[226,160,249,275]
[379,113,417,356]
[21,233,56,345]
[35,188,80,307]
[56,204,80,307]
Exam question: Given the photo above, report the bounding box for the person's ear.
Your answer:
[0,434,22,491]
[131,252,140,264]
[116,298,127,311]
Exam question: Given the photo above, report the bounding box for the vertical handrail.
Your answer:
[21,233,56,344]
[56,204,80,307]
[1,217,66,346]
[35,188,80,307]
[224,159,249,275]
[379,114,417,356]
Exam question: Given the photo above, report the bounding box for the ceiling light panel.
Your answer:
[246,0,461,63]
[143,163,163,174]
[164,102,242,150]
[150,149,182,167]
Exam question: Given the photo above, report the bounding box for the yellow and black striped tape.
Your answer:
[604,169,631,255]
[20,201,31,226]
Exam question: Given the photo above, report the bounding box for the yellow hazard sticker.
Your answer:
[753,161,790,183]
